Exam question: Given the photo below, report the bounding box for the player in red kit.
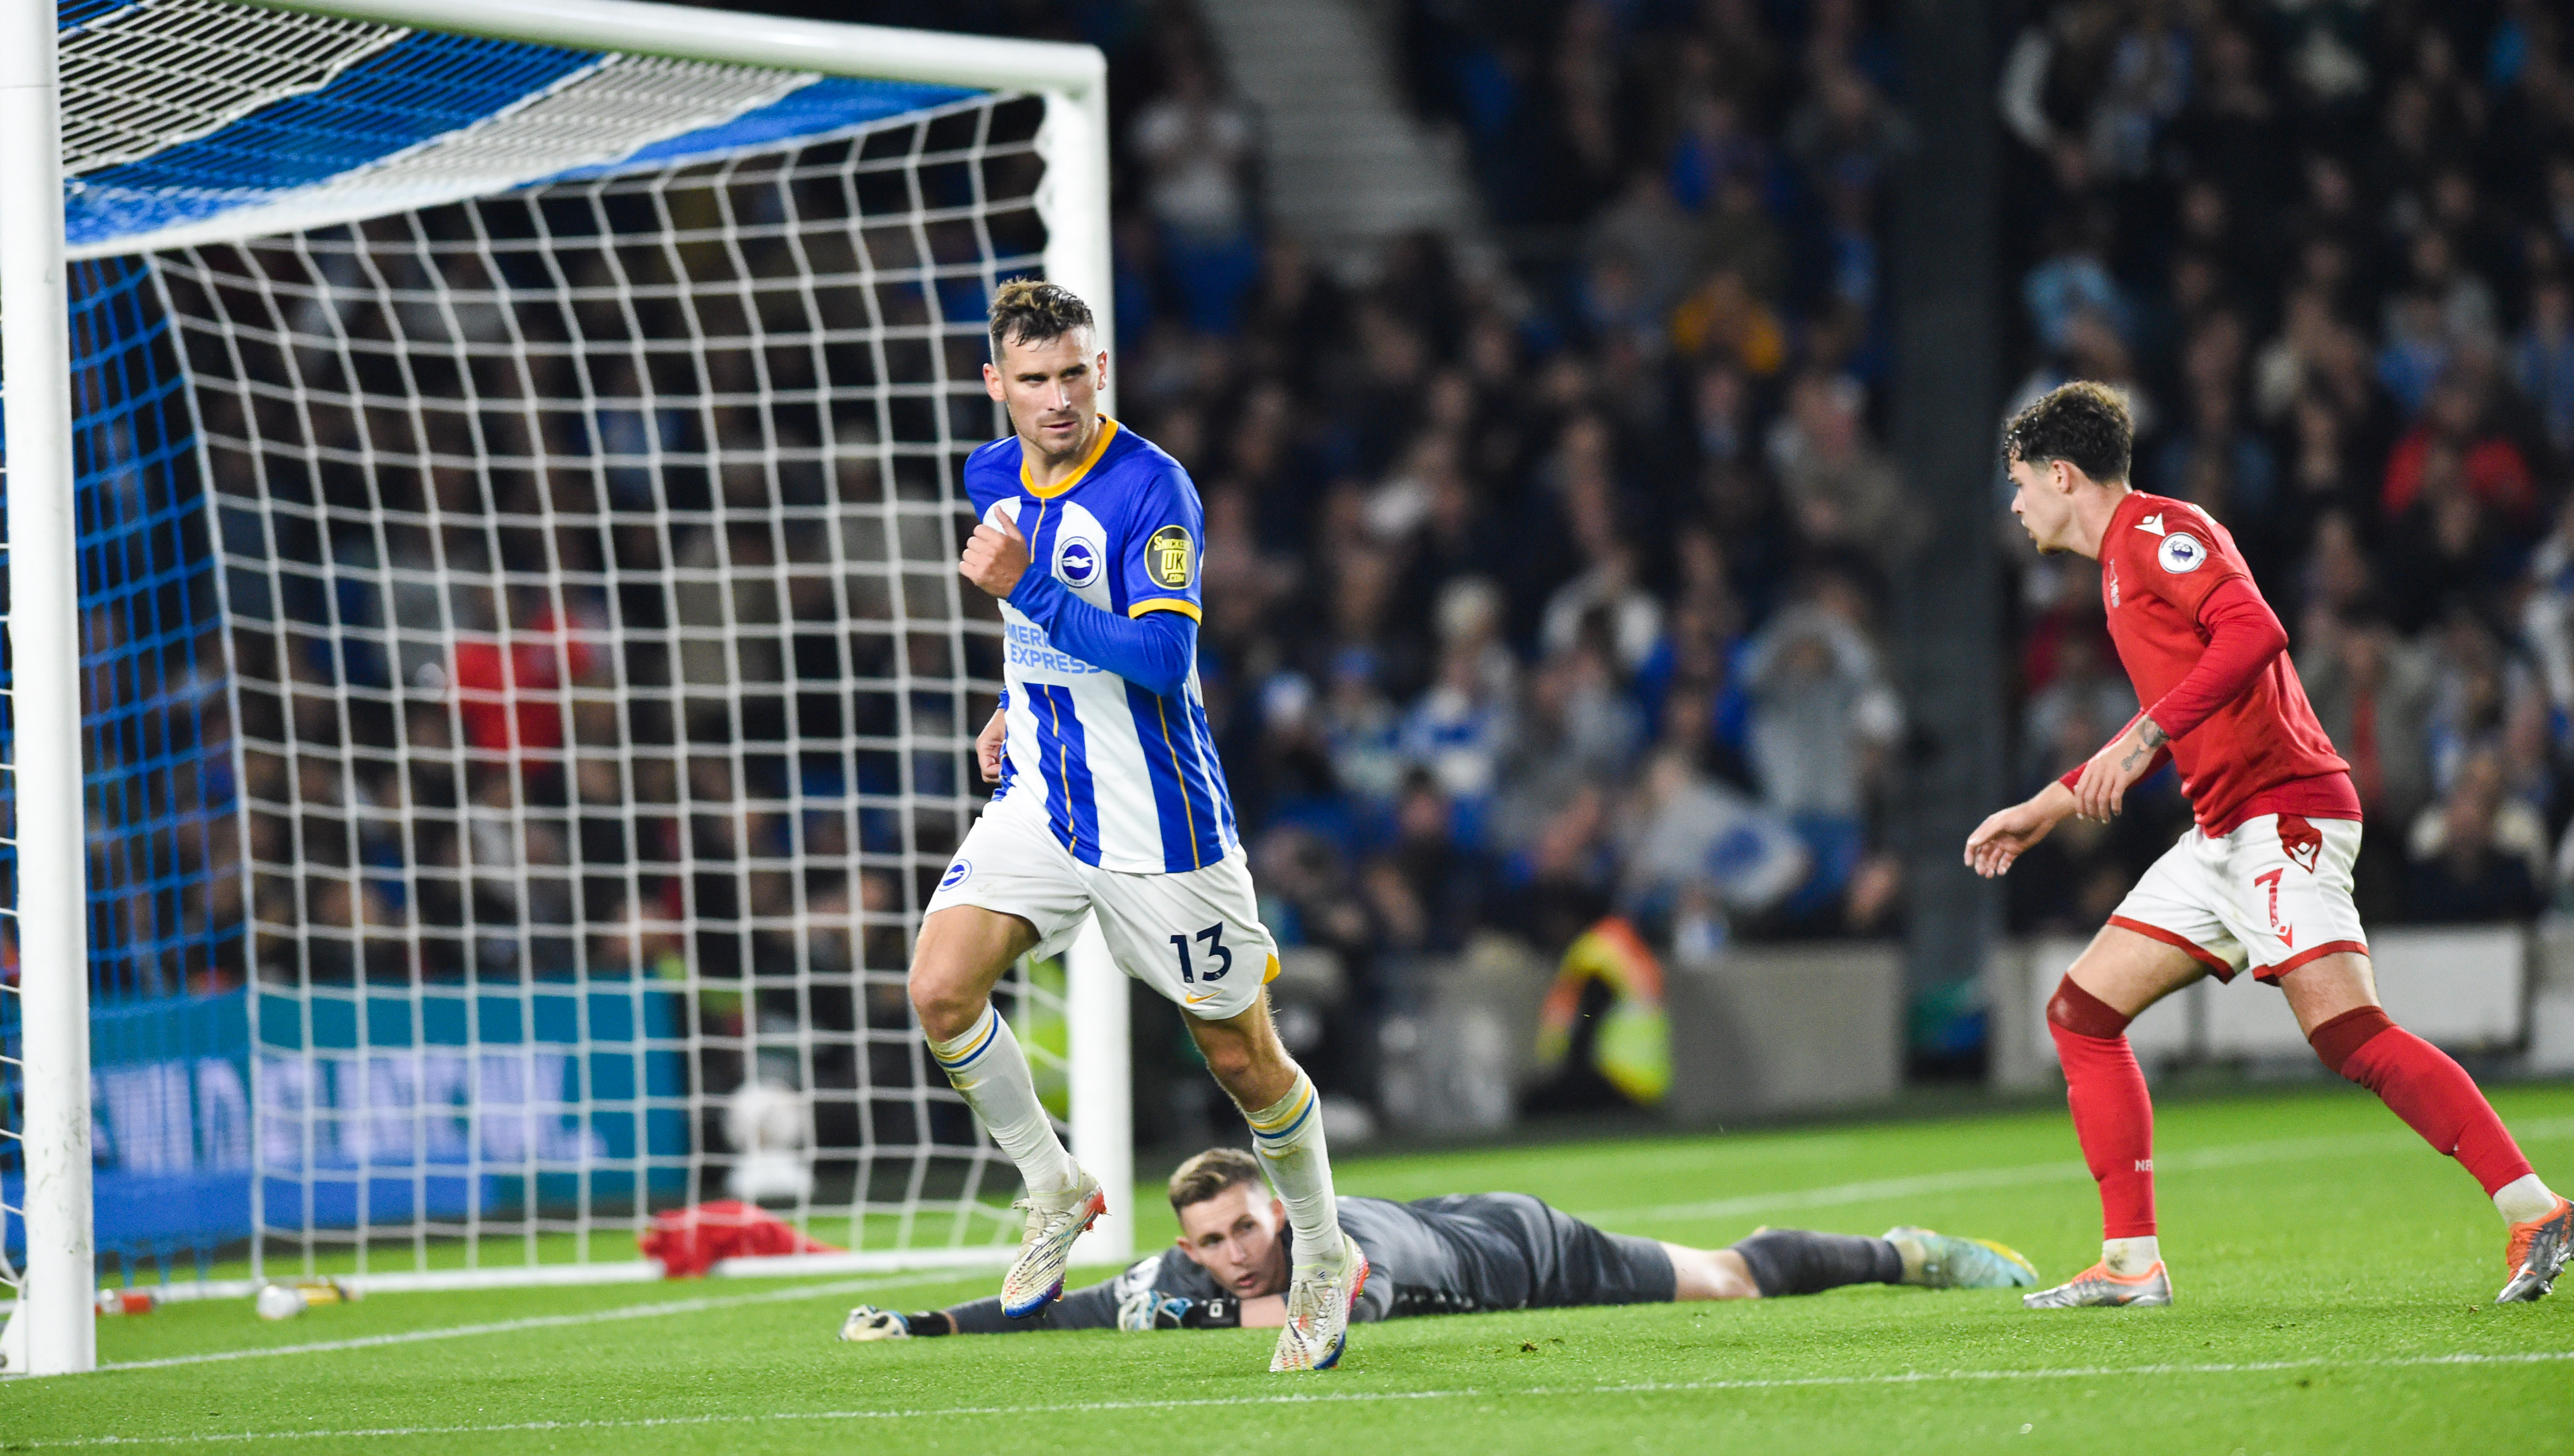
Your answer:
[1966,381,2572,1308]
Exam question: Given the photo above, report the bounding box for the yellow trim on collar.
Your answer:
[1019,416,1120,499]
[1127,597,1201,622]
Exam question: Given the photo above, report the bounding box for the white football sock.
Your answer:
[1244,1069,1341,1267]
[2102,1235,2160,1276]
[927,1003,1080,1200]
[2495,1173,2560,1225]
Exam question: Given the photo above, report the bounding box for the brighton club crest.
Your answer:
[1058,536,1100,588]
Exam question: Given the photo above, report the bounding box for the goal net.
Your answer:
[1,0,1123,1324]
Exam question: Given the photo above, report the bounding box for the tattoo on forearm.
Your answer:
[2118,717,2167,774]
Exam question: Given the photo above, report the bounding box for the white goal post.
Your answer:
[3,0,99,1380]
[0,0,1129,1378]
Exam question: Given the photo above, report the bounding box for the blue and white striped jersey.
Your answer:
[965,419,1238,874]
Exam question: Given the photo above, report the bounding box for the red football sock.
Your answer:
[2048,978,2156,1240]
[2312,1007,2535,1197]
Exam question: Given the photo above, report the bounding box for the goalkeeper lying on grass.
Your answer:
[841,1147,2036,1341]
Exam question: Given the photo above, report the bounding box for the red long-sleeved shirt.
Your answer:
[2059,493,2357,834]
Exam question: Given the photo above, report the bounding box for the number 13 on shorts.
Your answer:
[1170,922,1233,984]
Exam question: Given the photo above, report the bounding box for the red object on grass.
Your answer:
[640,1200,842,1278]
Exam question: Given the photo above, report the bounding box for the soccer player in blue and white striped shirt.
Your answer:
[909,280,1363,1373]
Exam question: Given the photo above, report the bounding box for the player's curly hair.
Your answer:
[1167,1147,1265,1212]
[987,277,1094,359]
[2002,380,2132,485]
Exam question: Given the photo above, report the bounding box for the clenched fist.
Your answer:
[960,513,1031,599]
[975,706,1008,784]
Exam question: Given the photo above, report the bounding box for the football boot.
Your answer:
[1883,1226,2040,1290]
[1271,1233,1369,1372]
[2022,1259,2171,1309]
[1001,1170,1106,1318]
[2498,1196,2574,1304]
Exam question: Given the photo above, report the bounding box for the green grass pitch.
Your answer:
[16,1083,2574,1453]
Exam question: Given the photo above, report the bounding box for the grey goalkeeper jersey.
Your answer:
[945,1192,1674,1333]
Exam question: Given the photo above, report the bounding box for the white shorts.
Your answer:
[923,797,1280,1020]
[2106,813,2369,983]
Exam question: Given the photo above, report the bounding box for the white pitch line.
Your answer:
[90,1270,971,1373]
[24,1347,2574,1447]
[1578,1115,2574,1225]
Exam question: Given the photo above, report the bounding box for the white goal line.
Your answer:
[15,1246,1019,1317]
[79,1268,970,1374]
[28,1348,2574,1446]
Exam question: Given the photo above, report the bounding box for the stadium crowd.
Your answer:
[1104,0,1919,999]
[1992,0,2574,938]
[991,0,2574,1109]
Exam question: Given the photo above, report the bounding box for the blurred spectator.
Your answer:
[1321,649,1405,806]
[2515,273,2574,456]
[1670,268,1789,377]
[1780,380,1919,576]
[2021,628,2136,795]
[1491,645,1640,855]
[1687,166,1788,307]
[2407,751,2548,922]
[2023,215,2133,357]
[2519,498,2574,728]
[2423,617,2517,798]
[2377,289,2454,416]
[1402,635,1516,807]
[1616,744,1808,944]
[1362,771,1495,960]
[2297,608,2436,919]
[1540,544,1662,672]
[1784,63,1912,198]
[1586,170,1699,328]
[1740,575,1901,914]
[1129,45,1259,333]
[2380,380,2535,520]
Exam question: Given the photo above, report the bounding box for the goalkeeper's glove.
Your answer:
[839,1305,951,1341]
[1115,1287,1242,1332]
[839,1305,907,1341]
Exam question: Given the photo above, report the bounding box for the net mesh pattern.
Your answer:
[187,55,831,237]
[5,8,1075,1280]
[59,0,404,176]
[2,252,236,1285]
[145,91,1053,1272]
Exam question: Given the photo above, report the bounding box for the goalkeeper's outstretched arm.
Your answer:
[843,1278,1283,1340]
[839,1280,1114,1339]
